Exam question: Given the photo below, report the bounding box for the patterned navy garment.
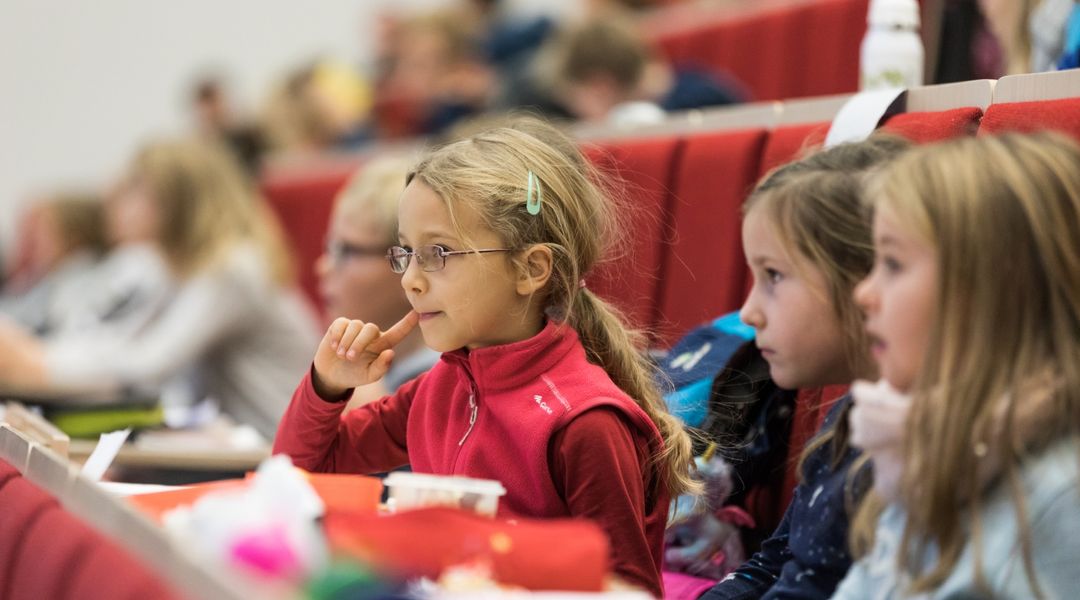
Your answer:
[701,394,870,600]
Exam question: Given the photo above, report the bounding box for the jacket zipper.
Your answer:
[457,391,477,446]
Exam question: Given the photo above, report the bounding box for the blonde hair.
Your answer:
[333,155,413,245]
[853,132,1080,596]
[745,136,910,474]
[407,116,698,498]
[44,192,108,257]
[132,138,294,284]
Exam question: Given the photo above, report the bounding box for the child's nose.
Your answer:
[739,288,764,330]
[853,275,876,313]
[400,256,426,295]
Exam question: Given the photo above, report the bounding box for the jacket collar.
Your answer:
[440,320,581,392]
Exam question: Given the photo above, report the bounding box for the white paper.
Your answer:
[80,428,132,481]
[825,88,906,147]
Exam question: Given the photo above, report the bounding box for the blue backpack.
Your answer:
[660,312,755,428]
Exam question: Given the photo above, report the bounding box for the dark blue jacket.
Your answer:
[701,394,869,600]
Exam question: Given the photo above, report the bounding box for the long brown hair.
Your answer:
[132,138,294,284]
[408,116,699,498]
[853,132,1080,596]
[744,136,910,474]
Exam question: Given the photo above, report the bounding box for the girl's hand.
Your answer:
[311,311,419,399]
[849,379,912,502]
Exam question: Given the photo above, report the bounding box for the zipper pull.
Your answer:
[458,392,478,446]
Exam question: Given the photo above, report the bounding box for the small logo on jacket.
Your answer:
[534,394,554,415]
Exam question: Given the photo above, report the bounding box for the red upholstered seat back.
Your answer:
[759,122,831,178]
[653,0,866,101]
[0,461,182,600]
[656,128,767,347]
[262,164,358,314]
[583,136,684,339]
[978,97,1080,142]
[881,107,983,142]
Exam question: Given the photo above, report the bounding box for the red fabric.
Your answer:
[652,0,865,101]
[656,128,767,347]
[797,0,867,97]
[0,476,57,597]
[70,542,182,600]
[9,507,95,599]
[550,408,665,597]
[261,163,358,314]
[882,107,983,143]
[582,137,684,338]
[274,321,669,594]
[978,98,1080,142]
[326,507,610,592]
[759,122,830,178]
[778,385,850,513]
[0,457,19,487]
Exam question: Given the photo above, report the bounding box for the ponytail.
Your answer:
[570,288,702,498]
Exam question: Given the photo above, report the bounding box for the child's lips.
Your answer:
[417,311,442,322]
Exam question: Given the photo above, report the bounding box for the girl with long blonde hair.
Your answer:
[0,138,319,439]
[835,131,1080,598]
[274,117,694,596]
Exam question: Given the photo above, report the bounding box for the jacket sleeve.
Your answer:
[549,407,664,600]
[43,253,273,392]
[700,504,793,600]
[272,368,420,473]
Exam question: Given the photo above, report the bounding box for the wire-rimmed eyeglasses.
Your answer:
[386,245,510,273]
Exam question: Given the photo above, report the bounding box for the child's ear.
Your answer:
[516,244,553,295]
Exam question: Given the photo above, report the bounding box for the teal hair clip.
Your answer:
[526,170,543,216]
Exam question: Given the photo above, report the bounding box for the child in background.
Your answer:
[0,138,319,439]
[0,193,107,335]
[273,118,697,597]
[834,132,1080,597]
[316,155,440,407]
[693,136,910,600]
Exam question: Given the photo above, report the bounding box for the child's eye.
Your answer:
[882,255,903,274]
[765,268,783,284]
[432,244,453,256]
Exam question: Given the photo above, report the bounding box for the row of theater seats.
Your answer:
[646,0,869,101]
[263,75,1080,350]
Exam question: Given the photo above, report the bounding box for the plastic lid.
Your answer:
[384,472,507,496]
[867,0,920,29]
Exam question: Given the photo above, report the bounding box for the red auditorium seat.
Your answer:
[9,507,96,599]
[798,0,868,97]
[582,136,684,339]
[0,458,19,487]
[652,0,866,101]
[0,476,58,597]
[978,97,1080,142]
[656,128,767,347]
[69,539,182,600]
[881,107,983,143]
[758,122,830,177]
[262,163,359,314]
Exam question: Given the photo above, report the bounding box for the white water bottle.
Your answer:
[860,0,924,90]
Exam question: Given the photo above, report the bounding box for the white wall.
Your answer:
[0,0,470,254]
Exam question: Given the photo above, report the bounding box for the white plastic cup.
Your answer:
[384,472,507,518]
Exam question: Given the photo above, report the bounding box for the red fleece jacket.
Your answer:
[274,321,669,597]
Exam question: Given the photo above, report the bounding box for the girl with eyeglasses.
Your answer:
[274,117,697,597]
[316,156,440,407]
